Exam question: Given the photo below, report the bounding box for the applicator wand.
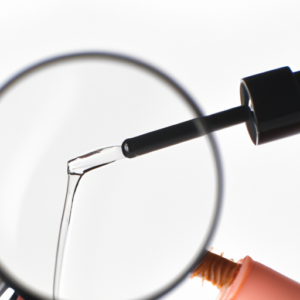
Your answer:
[122,66,300,157]
[122,105,251,158]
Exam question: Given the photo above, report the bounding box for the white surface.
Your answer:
[1,1,300,299]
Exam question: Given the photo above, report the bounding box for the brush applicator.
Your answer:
[192,252,300,300]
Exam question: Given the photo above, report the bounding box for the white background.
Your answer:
[1,1,300,299]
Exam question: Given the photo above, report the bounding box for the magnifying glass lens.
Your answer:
[0,54,221,300]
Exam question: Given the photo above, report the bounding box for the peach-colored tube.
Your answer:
[219,256,300,300]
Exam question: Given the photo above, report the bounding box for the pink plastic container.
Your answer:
[219,256,300,300]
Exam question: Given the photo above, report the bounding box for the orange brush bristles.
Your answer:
[191,251,241,289]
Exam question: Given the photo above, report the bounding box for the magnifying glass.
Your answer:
[0,52,222,300]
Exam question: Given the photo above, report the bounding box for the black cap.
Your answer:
[240,67,300,145]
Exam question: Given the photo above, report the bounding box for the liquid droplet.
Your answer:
[53,146,124,299]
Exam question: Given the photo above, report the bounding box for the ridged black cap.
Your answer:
[240,67,300,145]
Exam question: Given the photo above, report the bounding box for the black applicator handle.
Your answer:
[122,105,251,158]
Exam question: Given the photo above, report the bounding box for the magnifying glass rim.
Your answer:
[0,51,223,300]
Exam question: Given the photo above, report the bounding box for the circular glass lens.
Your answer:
[0,53,222,300]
